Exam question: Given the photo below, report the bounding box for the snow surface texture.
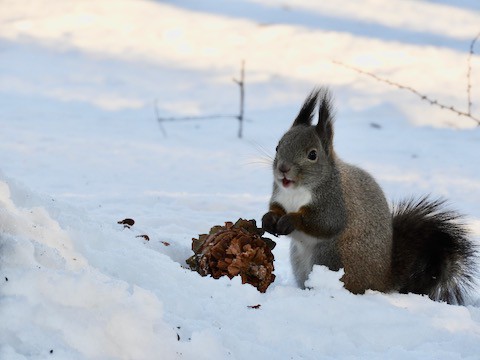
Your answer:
[1,0,480,359]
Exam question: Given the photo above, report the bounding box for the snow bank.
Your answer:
[1,174,480,359]
[0,178,180,359]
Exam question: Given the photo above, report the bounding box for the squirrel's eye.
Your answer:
[307,149,317,161]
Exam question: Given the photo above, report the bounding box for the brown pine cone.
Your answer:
[186,219,276,293]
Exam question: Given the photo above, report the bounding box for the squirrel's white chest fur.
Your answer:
[273,185,313,213]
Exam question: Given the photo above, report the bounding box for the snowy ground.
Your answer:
[1,1,480,359]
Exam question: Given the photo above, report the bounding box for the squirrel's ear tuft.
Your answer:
[291,89,319,127]
[316,88,335,157]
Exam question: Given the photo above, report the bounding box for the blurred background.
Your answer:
[0,0,479,224]
[1,0,479,127]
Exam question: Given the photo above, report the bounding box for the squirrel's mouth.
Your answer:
[281,177,295,188]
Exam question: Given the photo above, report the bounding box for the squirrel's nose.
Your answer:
[278,163,291,174]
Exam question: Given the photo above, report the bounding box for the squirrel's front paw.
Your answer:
[262,211,280,236]
[276,215,295,235]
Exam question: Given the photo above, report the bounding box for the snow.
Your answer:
[1,0,480,359]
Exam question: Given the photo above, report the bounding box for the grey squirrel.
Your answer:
[262,88,477,304]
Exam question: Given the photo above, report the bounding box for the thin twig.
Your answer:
[467,32,480,115]
[233,60,246,138]
[332,60,480,126]
[154,99,168,137]
[157,114,239,122]
[154,62,247,137]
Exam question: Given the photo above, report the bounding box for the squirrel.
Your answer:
[262,88,477,305]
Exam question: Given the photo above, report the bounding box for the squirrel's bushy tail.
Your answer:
[391,197,477,305]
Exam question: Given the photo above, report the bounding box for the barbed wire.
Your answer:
[332,32,480,126]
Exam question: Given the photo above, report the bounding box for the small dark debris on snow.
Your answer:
[247,304,261,309]
[161,241,171,246]
[370,122,382,129]
[5,277,8,282]
[50,349,54,354]
[136,234,150,241]
[118,218,135,228]
[177,333,181,341]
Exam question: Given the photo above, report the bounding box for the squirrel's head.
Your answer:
[273,88,335,190]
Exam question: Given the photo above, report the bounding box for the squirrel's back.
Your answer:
[335,159,393,294]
